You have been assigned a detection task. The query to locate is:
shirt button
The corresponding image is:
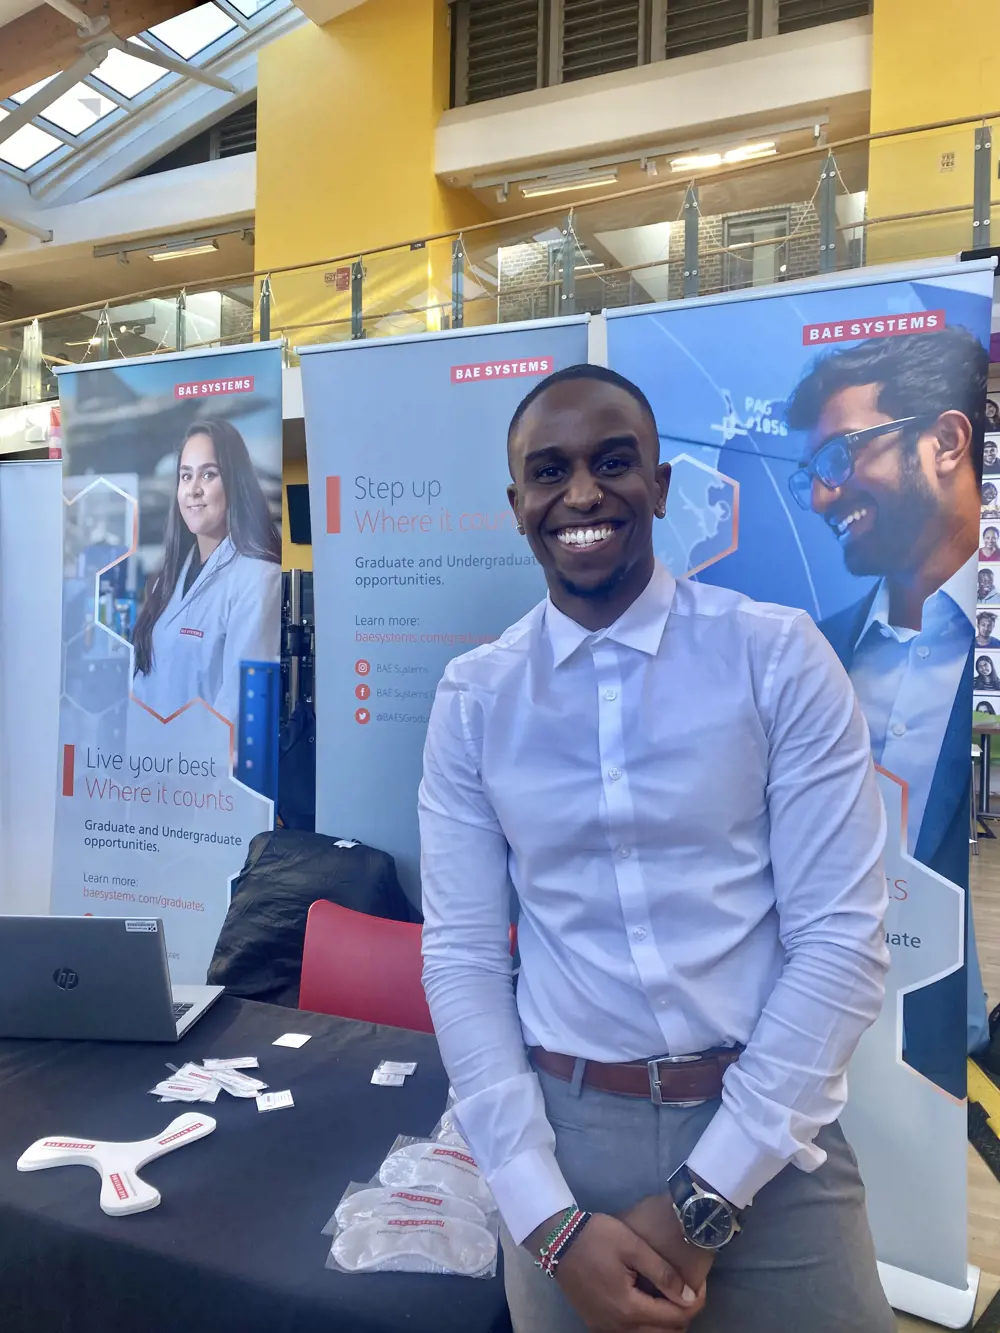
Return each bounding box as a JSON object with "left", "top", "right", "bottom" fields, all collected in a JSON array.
[
  {"left": 632, "top": 927, "right": 647, "bottom": 941},
  {"left": 619, "top": 846, "right": 632, "bottom": 859},
  {"left": 891, "top": 722, "right": 906, "bottom": 737},
  {"left": 880, "top": 626, "right": 893, "bottom": 638},
  {"left": 608, "top": 767, "right": 622, "bottom": 782},
  {"left": 604, "top": 688, "right": 618, "bottom": 702},
  {"left": 917, "top": 646, "right": 930, "bottom": 659}
]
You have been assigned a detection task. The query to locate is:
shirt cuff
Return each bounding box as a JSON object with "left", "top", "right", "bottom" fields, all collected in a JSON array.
[
  {"left": 686, "top": 1103, "right": 812, "bottom": 1210},
  {"left": 485, "top": 1145, "right": 576, "bottom": 1246}
]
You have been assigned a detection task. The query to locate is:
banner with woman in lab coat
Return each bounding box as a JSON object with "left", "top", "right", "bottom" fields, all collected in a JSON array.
[{"left": 50, "top": 344, "right": 283, "bottom": 983}]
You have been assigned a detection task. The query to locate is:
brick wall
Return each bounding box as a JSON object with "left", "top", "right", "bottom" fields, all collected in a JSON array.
[
  {"left": 220, "top": 291, "right": 254, "bottom": 344},
  {"left": 497, "top": 242, "right": 557, "bottom": 323},
  {"left": 664, "top": 200, "right": 820, "bottom": 300}
]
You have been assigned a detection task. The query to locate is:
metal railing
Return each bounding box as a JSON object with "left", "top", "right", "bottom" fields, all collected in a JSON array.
[{"left": 1, "top": 108, "right": 998, "bottom": 411}]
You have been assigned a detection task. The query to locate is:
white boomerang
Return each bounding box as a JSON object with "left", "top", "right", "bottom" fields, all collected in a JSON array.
[{"left": 16, "top": 1113, "right": 216, "bottom": 1216}]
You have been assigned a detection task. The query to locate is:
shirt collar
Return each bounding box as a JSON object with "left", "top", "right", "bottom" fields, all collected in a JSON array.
[
  {"left": 856, "top": 551, "right": 977, "bottom": 646},
  {"left": 545, "top": 561, "right": 677, "bottom": 668}
]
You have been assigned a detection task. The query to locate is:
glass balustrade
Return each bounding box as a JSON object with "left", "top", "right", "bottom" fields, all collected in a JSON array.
[{"left": 0, "top": 114, "right": 996, "bottom": 412}]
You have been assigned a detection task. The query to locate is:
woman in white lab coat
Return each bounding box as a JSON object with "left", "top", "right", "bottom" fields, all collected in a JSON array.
[{"left": 131, "top": 418, "right": 281, "bottom": 724}]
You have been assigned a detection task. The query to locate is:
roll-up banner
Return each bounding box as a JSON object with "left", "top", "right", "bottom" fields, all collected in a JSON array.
[
  {"left": 300, "top": 319, "right": 589, "bottom": 908},
  {"left": 51, "top": 344, "right": 284, "bottom": 983},
  {"left": 0, "top": 460, "right": 62, "bottom": 916},
  {"left": 604, "top": 260, "right": 993, "bottom": 1322}
]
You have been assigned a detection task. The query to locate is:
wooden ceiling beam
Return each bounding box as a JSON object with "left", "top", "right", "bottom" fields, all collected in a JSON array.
[{"left": 0, "top": 0, "right": 198, "bottom": 100}]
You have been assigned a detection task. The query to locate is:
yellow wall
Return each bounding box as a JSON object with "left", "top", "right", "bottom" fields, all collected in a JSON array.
[
  {"left": 256, "top": 0, "right": 489, "bottom": 344},
  {"left": 257, "top": 0, "right": 491, "bottom": 567},
  {"left": 868, "top": 0, "right": 1000, "bottom": 262}
]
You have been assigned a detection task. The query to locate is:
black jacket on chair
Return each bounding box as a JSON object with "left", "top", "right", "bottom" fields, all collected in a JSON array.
[{"left": 207, "top": 829, "right": 412, "bottom": 1006}]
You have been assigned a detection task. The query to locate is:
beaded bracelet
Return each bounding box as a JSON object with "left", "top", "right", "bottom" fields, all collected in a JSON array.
[{"left": 534, "top": 1207, "right": 593, "bottom": 1279}]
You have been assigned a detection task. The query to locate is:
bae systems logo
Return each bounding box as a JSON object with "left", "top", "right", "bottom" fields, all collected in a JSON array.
[{"left": 53, "top": 967, "right": 79, "bottom": 990}]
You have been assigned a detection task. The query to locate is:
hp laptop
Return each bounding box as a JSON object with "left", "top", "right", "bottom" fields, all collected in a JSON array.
[{"left": 0, "top": 916, "right": 224, "bottom": 1042}]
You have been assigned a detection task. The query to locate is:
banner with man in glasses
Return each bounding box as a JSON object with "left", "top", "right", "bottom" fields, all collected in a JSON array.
[{"left": 605, "top": 258, "right": 993, "bottom": 1314}]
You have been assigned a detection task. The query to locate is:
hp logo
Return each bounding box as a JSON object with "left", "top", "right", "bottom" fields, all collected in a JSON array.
[{"left": 53, "top": 968, "right": 79, "bottom": 991}]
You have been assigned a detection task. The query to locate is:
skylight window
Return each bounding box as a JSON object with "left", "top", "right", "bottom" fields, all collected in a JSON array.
[
  {"left": 228, "top": 0, "right": 278, "bottom": 16},
  {"left": 90, "top": 42, "right": 167, "bottom": 98},
  {"left": 0, "top": 1, "right": 299, "bottom": 183},
  {"left": 0, "top": 110, "right": 62, "bottom": 169},
  {"left": 148, "top": 4, "right": 237, "bottom": 59},
  {"left": 10, "top": 76, "right": 57, "bottom": 103},
  {"left": 35, "top": 84, "right": 117, "bottom": 135}
]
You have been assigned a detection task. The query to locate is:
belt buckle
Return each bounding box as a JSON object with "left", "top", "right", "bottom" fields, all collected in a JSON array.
[{"left": 647, "top": 1054, "right": 708, "bottom": 1108}]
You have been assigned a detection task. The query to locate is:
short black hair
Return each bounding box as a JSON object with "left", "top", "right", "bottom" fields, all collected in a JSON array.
[
  {"left": 979, "top": 611, "right": 996, "bottom": 624},
  {"left": 507, "top": 363, "right": 658, "bottom": 466},
  {"left": 985, "top": 527, "right": 999, "bottom": 539},
  {"left": 785, "top": 324, "right": 988, "bottom": 473}
]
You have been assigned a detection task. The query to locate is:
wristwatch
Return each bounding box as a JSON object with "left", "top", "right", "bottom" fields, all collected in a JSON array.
[{"left": 666, "top": 1164, "right": 741, "bottom": 1250}]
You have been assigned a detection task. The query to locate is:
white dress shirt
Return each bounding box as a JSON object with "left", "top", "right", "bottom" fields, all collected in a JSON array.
[
  {"left": 420, "top": 563, "right": 888, "bottom": 1245},
  {"left": 848, "top": 555, "right": 975, "bottom": 854}
]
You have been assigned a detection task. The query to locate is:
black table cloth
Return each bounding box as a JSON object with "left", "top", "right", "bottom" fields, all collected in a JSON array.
[{"left": 0, "top": 996, "right": 511, "bottom": 1333}]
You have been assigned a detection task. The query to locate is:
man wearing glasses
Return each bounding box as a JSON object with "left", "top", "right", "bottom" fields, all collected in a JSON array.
[{"left": 785, "top": 325, "right": 989, "bottom": 1090}]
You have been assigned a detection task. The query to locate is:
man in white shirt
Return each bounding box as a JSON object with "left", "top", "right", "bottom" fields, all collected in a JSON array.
[{"left": 420, "top": 365, "right": 893, "bottom": 1333}]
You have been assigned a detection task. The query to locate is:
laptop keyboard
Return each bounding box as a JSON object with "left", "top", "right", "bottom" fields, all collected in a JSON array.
[{"left": 172, "top": 1002, "right": 194, "bottom": 1020}]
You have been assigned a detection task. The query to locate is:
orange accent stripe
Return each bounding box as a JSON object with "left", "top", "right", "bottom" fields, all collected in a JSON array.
[
  {"left": 326, "top": 476, "right": 341, "bottom": 535},
  {"left": 62, "top": 744, "right": 75, "bottom": 797}
]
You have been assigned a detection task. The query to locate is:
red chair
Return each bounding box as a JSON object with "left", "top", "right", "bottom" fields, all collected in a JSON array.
[
  {"left": 299, "top": 901, "right": 519, "bottom": 1034},
  {"left": 299, "top": 899, "right": 434, "bottom": 1033}
]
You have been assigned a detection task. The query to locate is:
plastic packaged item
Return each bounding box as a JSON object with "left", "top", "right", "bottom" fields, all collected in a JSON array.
[
  {"left": 378, "top": 1137, "right": 493, "bottom": 1212},
  {"left": 330, "top": 1214, "right": 497, "bottom": 1277},
  {"left": 321, "top": 1138, "right": 499, "bottom": 1279},
  {"left": 430, "top": 1104, "right": 469, "bottom": 1149},
  {"left": 332, "top": 1183, "right": 487, "bottom": 1230}
]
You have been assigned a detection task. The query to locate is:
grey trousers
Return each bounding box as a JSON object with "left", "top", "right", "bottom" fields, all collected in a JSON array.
[{"left": 502, "top": 1067, "right": 895, "bottom": 1333}]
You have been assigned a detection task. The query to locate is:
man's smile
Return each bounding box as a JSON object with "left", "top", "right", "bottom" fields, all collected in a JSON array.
[
  {"left": 827, "top": 503, "right": 876, "bottom": 545},
  {"left": 553, "top": 521, "right": 622, "bottom": 549}
]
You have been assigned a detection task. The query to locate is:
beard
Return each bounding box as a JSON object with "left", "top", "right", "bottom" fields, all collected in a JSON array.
[
  {"left": 841, "top": 453, "right": 938, "bottom": 578},
  {"left": 557, "top": 563, "right": 630, "bottom": 602}
]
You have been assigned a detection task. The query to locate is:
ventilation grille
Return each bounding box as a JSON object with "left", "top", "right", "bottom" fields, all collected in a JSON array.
[
  {"left": 664, "top": 0, "right": 748, "bottom": 61},
  {"left": 465, "top": 0, "right": 541, "bottom": 104},
  {"left": 777, "top": 0, "right": 870, "bottom": 34},
  {"left": 561, "top": 0, "right": 641, "bottom": 83},
  {"left": 213, "top": 101, "right": 256, "bottom": 158}
]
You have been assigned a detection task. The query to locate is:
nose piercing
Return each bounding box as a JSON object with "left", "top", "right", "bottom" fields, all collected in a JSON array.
[{"left": 595, "top": 488, "right": 604, "bottom": 505}]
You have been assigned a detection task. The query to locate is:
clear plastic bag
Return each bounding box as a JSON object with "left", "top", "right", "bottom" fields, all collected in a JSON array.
[
  {"left": 429, "top": 1089, "right": 470, "bottom": 1149},
  {"left": 329, "top": 1214, "right": 497, "bottom": 1276},
  {"left": 378, "top": 1135, "right": 494, "bottom": 1213},
  {"left": 323, "top": 1174, "right": 497, "bottom": 1277},
  {"left": 329, "top": 1183, "right": 487, "bottom": 1230}
]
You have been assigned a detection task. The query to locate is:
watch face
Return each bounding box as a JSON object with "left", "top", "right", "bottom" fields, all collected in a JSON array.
[{"left": 680, "top": 1193, "right": 735, "bottom": 1249}]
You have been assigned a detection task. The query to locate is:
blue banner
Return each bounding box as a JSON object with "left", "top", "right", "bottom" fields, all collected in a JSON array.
[
  {"left": 606, "top": 262, "right": 993, "bottom": 1304},
  {"left": 301, "top": 320, "right": 589, "bottom": 907}
]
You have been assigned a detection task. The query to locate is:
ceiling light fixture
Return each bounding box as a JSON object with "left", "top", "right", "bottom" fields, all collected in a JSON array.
[
  {"left": 520, "top": 170, "right": 618, "bottom": 199},
  {"left": 670, "top": 141, "right": 777, "bottom": 172},
  {"left": 149, "top": 240, "right": 219, "bottom": 261}
]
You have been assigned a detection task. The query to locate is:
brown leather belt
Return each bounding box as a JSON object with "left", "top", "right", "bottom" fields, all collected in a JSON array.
[{"left": 530, "top": 1045, "right": 743, "bottom": 1105}]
